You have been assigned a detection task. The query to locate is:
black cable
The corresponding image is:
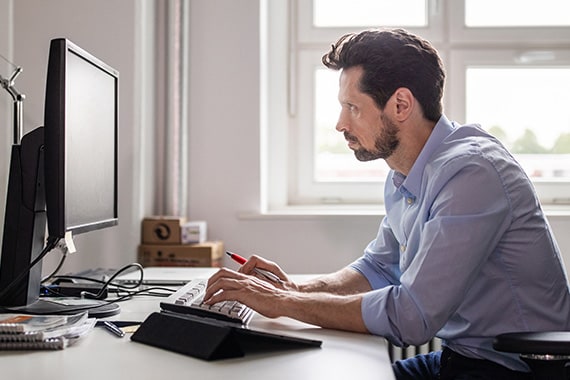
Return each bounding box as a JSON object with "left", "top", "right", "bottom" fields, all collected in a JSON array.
[
  {"left": 81, "top": 263, "right": 145, "bottom": 299},
  {"left": 41, "top": 248, "right": 68, "bottom": 283},
  {"left": 49, "top": 286, "right": 175, "bottom": 314},
  {"left": 44, "top": 263, "right": 179, "bottom": 301},
  {"left": 0, "top": 246, "right": 175, "bottom": 315},
  {"left": 2, "top": 284, "right": 175, "bottom": 316},
  {"left": 108, "top": 286, "right": 176, "bottom": 301},
  {"left": 0, "top": 236, "right": 60, "bottom": 301},
  {"left": 45, "top": 263, "right": 145, "bottom": 300}
]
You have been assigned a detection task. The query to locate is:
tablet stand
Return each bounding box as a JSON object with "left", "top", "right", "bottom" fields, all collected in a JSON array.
[{"left": 131, "top": 311, "right": 322, "bottom": 361}]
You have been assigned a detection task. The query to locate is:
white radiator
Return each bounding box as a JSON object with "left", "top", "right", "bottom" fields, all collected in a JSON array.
[{"left": 388, "top": 338, "right": 442, "bottom": 362}]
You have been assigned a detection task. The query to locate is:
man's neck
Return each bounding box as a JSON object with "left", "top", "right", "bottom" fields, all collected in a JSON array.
[{"left": 386, "top": 118, "right": 436, "bottom": 176}]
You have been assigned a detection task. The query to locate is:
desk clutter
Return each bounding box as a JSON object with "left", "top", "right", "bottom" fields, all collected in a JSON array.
[
  {"left": 0, "top": 312, "right": 95, "bottom": 350},
  {"left": 1, "top": 268, "right": 394, "bottom": 379},
  {"left": 138, "top": 216, "right": 223, "bottom": 267}
]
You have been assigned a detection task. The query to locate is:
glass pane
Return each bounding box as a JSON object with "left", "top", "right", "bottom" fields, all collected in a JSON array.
[
  {"left": 314, "top": 68, "right": 389, "bottom": 182},
  {"left": 313, "top": 0, "right": 427, "bottom": 28},
  {"left": 466, "top": 67, "right": 570, "bottom": 179},
  {"left": 465, "top": 0, "right": 570, "bottom": 27}
]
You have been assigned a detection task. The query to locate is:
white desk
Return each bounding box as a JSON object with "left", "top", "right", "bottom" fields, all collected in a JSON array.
[{"left": 0, "top": 268, "right": 395, "bottom": 380}]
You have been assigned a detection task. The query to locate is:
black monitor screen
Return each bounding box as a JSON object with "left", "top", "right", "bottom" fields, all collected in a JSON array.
[{"left": 44, "top": 38, "right": 119, "bottom": 238}]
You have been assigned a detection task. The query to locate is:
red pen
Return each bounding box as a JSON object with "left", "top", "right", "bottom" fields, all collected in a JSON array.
[
  {"left": 226, "top": 251, "right": 247, "bottom": 265},
  {"left": 225, "top": 251, "right": 283, "bottom": 283}
]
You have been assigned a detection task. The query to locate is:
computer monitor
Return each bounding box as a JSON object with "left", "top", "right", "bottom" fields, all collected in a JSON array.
[
  {"left": 0, "top": 38, "right": 119, "bottom": 315},
  {"left": 44, "top": 38, "right": 118, "bottom": 238}
]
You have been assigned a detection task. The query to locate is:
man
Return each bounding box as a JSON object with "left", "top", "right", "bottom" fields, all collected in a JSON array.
[{"left": 204, "top": 28, "right": 570, "bottom": 379}]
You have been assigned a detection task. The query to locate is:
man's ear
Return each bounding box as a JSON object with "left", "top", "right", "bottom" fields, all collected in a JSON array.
[{"left": 393, "top": 87, "right": 414, "bottom": 122}]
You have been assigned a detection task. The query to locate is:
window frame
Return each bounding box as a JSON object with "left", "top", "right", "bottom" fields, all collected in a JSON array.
[
  {"left": 447, "top": 48, "right": 570, "bottom": 204},
  {"left": 449, "top": 0, "right": 570, "bottom": 45},
  {"left": 262, "top": 0, "right": 570, "bottom": 212},
  {"left": 296, "top": 0, "right": 445, "bottom": 45}
]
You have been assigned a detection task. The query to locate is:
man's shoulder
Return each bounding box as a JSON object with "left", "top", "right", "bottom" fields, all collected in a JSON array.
[
  {"left": 425, "top": 124, "right": 523, "bottom": 183},
  {"left": 432, "top": 126, "right": 504, "bottom": 163}
]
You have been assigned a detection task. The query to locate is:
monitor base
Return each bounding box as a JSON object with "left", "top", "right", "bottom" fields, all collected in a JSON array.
[{"left": 2, "top": 298, "right": 120, "bottom": 318}]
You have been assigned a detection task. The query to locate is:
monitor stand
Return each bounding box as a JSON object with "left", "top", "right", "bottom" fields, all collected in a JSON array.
[
  {"left": 0, "top": 127, "right": 47, "bottom": 307},
  {"left": 0, "top": 127, "right": 120, "bottom": 319}
]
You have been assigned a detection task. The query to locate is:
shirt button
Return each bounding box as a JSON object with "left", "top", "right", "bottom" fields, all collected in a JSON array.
[
  {"left": 400, "top": 244, "right": 406, "bottom": 252},
  {"left": 406, "top": 197, "right": 414, "bottom": 205}
]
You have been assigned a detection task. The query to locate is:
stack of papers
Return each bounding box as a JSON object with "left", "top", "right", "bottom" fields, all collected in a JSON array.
[{"left": 0, "top": 312, "right": 95, "bottom": 350}]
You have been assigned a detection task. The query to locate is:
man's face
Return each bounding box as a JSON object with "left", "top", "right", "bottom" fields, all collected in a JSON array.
[{"left": 336, "top": 66, "right": 399, "bottom": 162}]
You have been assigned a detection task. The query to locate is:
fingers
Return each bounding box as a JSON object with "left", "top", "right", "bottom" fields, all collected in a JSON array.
[
  {"left": 204, "top": 277, "right": 245, "bottom": 305},
  {"left": 206, "top": 267, "right": 239, "bottom": 287},
  {"left": 203, "top": 267, "right": 286, "bottom": 319},
  {"left": 238, "top": 255, "right": 264, "bottom": 274},
  {"left": 204, "top": 268, "right": 268, "bottom": 301},
  {"left": 239, "top": 255, "right": 289, "bottom": 283},
  {"left": 204, "top": 254, "right": 293, "bottom": 307},
  {"left": 204, "top": 267, "right": 243, "bottom": 301}
]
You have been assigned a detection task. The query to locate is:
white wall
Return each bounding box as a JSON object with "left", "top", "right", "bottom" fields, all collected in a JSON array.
[
  {"left": 2, "top": 0, "right": 570, "bottom": 278},
  {"left": 0, "top": 0, "right": 13, "bottom": 240},
  {"left": 183, "top": 0, "right": 380, "bottom": 273},
  {"left": 1, "top": 0, "right": 150, "bottom": 274}
]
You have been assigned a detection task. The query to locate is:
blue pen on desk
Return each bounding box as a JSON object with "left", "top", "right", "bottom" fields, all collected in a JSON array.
[{"left": 102, "top": 321, "right": 125, "bottom": 338}]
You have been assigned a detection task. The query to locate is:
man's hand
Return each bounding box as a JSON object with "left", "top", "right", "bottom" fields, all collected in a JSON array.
[
  {"left": 237, "top": 255, "right": 298, "bottom": 290},
  {"left": 204, "top": 268, "right": 287, "bottom": 318},
  {"left": 204, "top": 258, "right": 370, "bottom": 333}
]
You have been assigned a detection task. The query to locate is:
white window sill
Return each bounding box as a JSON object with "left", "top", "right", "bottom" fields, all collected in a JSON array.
[{"left": 238, "top": 204, "right": 570, "bottom": 220}]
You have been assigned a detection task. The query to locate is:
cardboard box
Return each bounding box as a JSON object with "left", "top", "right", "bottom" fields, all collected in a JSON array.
[
  {"left": 141, "top": 216, "right": 186, "bottom": 244},
  {"left": 181, "top": 221, "right": 207, "bottom": 244},
  {"left": 138, "top": 241, "right": 223, "bottom": 267}
]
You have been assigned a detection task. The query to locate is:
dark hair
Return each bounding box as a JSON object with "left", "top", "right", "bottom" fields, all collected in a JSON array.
[{"left": 322, "top": 28, "right": 445, "bottom": 122}]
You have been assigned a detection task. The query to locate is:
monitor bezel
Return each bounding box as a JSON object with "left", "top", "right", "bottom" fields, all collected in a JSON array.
[{"left": 44, "top": 38, "right": 119, "bottom": 239}]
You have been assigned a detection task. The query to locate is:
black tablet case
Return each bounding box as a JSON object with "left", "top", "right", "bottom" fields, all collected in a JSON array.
[{"left": 131, "top": 311, "right": 322, "bottom": 360}]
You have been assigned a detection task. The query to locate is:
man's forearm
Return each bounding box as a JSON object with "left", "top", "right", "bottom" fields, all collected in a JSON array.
[
  {"left": 270, "top": 267, "right": 371, "bottom": 333},
  {"left": 280, "top": 291, "right": 369, "bottom": 333},
  {"left": 296, "top": 267, "right": 371, "bottom": 295}
]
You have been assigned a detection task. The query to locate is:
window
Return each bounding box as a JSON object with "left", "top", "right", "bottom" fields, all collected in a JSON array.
[
  {"left": 464, "top": 0, "right": 570, "bottom": 27},
  {"left": 313, "top": 0, "right": 428, "bottom": 28},
  {"left": 466, "top": 66, "right": 570, "bottom": 178},
  {"left": 263, "top": 0, "right": 570, "bottom": 211}
]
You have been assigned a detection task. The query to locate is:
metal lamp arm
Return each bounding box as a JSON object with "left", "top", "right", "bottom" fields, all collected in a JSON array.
[{"left": 0, "top": 66, "right": 25, "bottom": 144}]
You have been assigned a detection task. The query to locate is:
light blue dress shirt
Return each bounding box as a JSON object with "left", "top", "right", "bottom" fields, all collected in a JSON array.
[{"left": 350, "top": 115, "right": 570, "bottom": 371}]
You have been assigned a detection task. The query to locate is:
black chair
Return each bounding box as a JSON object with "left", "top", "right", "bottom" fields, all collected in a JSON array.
[{"left": 493, "top": 331, "right": 570, "bottom": 380}]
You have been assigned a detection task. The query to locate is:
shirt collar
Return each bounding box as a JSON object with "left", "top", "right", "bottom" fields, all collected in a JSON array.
[{"left": 395, "top": 115, "right": 456, "bottom": 199}]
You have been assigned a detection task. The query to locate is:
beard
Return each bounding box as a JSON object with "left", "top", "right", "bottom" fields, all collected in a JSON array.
[{"left": 346, "top": 114, "right": 400, "bottom": 162}]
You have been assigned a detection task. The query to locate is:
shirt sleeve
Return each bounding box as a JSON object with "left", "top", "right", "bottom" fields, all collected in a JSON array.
[
  {"left": 356, "top": 155, "right": 513, "bottom": 346},
  {"left": 350, "top": 215, "right": 401, "bottom": 289}
]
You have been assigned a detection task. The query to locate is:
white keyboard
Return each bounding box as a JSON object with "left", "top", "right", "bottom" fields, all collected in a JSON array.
[{"left": 160, "top": 278, "right": 255, "bottom": 325}]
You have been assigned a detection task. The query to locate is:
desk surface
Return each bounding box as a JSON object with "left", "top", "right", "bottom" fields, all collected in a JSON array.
[{"left": 0, "top": 268, "right": 395, "bottom": 380}]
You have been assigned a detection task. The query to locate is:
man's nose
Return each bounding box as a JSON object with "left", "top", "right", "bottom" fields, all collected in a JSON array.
[{"left": 336, "top": 112, "right": 348, "bottom": 132}]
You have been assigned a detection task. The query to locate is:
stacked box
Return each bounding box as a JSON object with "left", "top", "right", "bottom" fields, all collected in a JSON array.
[
  {"left": 137, "top": 241, "right": 223, "bottom": 267},
  {"left": 181, "top": 221, "right": 207, "bottom": 244},
  {"left": 141, "top": 216, "right": 186, "bottom": 244},
  {"left": 138, "top": 216, "right": 219, "bottom": 267}
]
